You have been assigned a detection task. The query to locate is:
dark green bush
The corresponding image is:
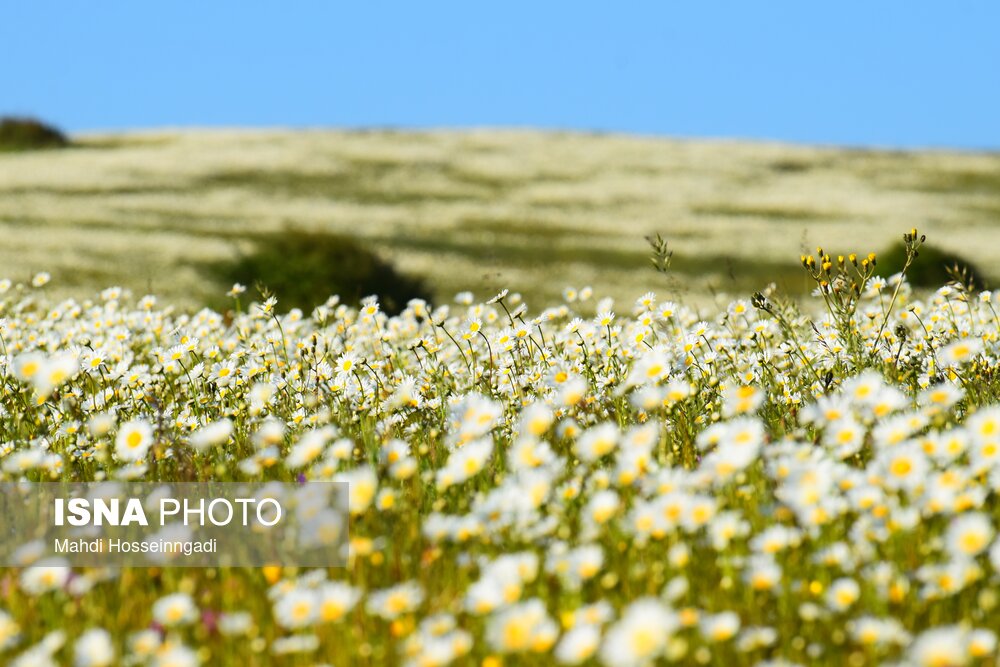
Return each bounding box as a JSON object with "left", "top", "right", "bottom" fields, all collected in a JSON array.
[
  {"left": 878, "top": 240, "right": 988, "bottom": 290},
  {"left": 0, "top": 116, "right": 69, "bottom": 151},
  {"left": 214, "top": 230, "right": 432, "bottom": 314}
]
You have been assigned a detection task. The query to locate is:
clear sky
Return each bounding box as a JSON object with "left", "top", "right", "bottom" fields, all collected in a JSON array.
[{"left": 3, "top": 1, "right": 999, "bottom": 149}]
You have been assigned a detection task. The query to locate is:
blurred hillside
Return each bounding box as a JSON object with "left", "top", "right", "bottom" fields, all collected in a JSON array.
[{"left": 0, "top": 129, "right": 998, "bottom": 311}]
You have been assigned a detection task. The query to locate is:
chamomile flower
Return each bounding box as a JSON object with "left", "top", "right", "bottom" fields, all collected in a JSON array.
[
  {"left": 826, "top": 578, "right": 860, "bottom": 612},
  {"left": 0, "top": 609, "right": 20, "bottom": 650},
  {"left": 600, "top": 598, "right": 678, "bottom": 667},
  {"left": 152, "top": 593, "right": 198, "bottom": 627},
  {"left": 188, "top": 418, "right": 233, "bottom": 451},
  {"left": 945, "top": 512, "right": 994, "bottom": 559},
  {"left": 19, "top": 558, "right": 71, "bottom": 595},
  {"left": 575, "top": 422, "right": 619, "bottom": 461},
  {"left": 907, "top": 625, "right": 969, "bottom": 667},
  {"left": 273, "top": 588, "right": 319, "bottom": 629},
  {"left": 436, "top": 437, "right": 493, "bottom": 489},
  {"left": 73, "top": 629, "right": 114, "bottom": 667},
  {"left": 317, "top": 582, "right": 362, "bottom": 622},
  {"left": 367, "top": 581, "right": 424, "bottom": 620},
  {"left": 486, "top": 598, "right": 558, "bottom": 654},
  {"left": 700, "top": 611, "right": 741, "bottom": 642},
  {"left": 151, "top": 644, "right": 199, "bottom": 667},
  {"left": 939, "top": 338, "right": 983, "bottom": 366},
  {"left": 877, "top": 442, "right": 928, "bottom": 493},
  {"left": 555, "top": 624, "right": 601, "bottom": 664},
  {"left": 335, "top": 466, "right": 378, "bottom": 514},
  {"left": 722, "top": 384, "right": 764, "bottom": 417},
  {"left": 115, "top": 419, "right": 154, "bottom": 461}
]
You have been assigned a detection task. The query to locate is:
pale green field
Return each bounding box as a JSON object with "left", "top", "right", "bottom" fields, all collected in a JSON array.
[{"left": 1, "top": 129, "right": 999, "bottom": 309}]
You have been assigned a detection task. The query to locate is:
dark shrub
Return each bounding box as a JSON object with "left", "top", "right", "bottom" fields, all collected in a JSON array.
[
  {"left": 0, "top": 116, "right": 69, "bottom": 151},
  {"left": 878, "top": 240, "right": 988, "bottom": 290},
  {"left": 215, "top": 230, "right": 432, "bottom": 314}
]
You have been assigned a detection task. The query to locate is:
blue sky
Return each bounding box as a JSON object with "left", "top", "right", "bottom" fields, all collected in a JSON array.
[{"left": 3, "top": 2, "right": 999, "bottom": 149}]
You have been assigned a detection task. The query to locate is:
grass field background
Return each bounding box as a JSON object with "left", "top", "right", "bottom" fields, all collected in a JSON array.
[{"left": 1, "top": 129, "right": 999, "bottom": 309}]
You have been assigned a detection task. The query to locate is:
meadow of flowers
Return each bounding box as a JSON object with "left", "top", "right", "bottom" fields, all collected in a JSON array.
[{"left": 3, "top": 230, "right": 1000, "bottom": 666}]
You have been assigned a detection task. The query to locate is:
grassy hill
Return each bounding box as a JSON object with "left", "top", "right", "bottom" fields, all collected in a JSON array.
[{"left": 1, "top": 128, "right": 999, "bottom": 310}]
